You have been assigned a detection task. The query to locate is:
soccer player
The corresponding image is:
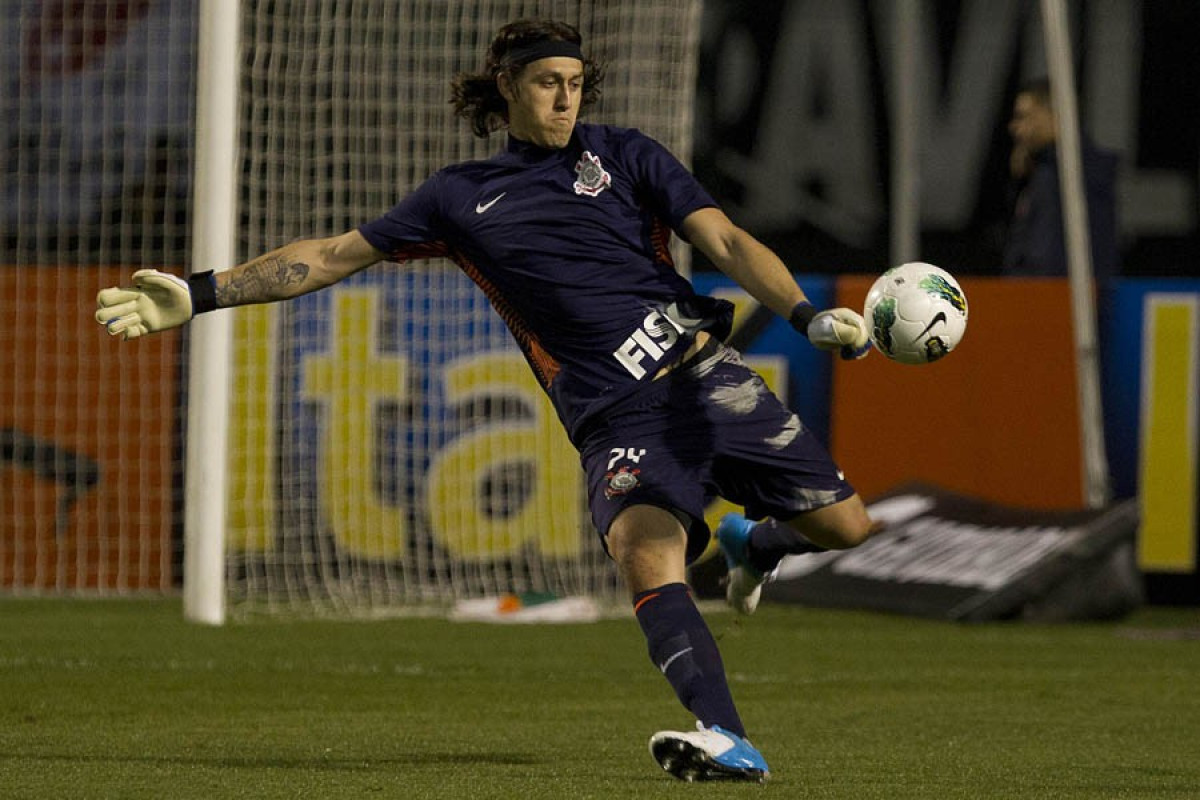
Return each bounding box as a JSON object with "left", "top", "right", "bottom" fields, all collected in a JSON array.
[{"left": 95, "top": 19, "right": 879, "bottom": 782}]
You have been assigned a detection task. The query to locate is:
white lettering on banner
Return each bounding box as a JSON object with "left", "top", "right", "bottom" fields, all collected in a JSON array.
[
  {"left": 722, "top": 0, "right": 881, "bottom": 243},
  {"left": 829, "top": 517, "right": 1079, "bottom": 591},
  {"left": 872, "top": 0, "right": 1021, "bottom": 227},
  {"left": 707, "top": 0, "right": 1191, "bottom": 241},
  {"left": 613, "top": 310, "right": 682, "bottom": 379}
]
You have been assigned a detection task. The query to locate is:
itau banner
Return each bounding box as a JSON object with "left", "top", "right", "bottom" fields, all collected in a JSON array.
[{"left": 765, "top": 485, "right": 1141, "bottom": 622}]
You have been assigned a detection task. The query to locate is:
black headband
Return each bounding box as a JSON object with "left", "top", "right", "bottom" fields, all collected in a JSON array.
[{"left": 501, "top": 39, "right": 584, "bottom": 66}]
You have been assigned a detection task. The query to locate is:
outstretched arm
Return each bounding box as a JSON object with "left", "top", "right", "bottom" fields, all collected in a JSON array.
[
  {"left": 212, "top": 230, "right": 383, "bottom": 306},
  {"left": 680, "top": 207, "right": 870, "bottom": 359},
  {"left": 96, "top": 230, "right": 384, "bottom": 339}
]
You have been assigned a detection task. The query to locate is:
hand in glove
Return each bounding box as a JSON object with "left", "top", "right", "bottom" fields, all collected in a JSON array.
[
  {"left": 790, "top": 302, "right": 872, "bottom": 360},
  {"left": 95, "top": 269, "right": 215, "bottom": 340}
]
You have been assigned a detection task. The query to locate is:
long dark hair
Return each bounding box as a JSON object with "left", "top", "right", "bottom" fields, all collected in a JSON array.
[{"left": 451, "top": 19, "right": 606, "bottom": 139}]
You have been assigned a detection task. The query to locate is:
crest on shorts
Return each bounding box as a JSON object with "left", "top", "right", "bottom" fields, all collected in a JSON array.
[
  {"left": 604, "top": 466, "right": 641, "bottom": 499},
  {"left": 573, "top": 151, "right": 611, "bottom": 197}
]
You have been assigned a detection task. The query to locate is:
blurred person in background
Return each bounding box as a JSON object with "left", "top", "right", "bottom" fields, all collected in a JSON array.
[{"left": 1003, "top": 77, "right": 1120, "bottom": 282}]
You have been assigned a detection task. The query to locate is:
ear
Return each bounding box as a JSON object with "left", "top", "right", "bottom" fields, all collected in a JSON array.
[{"left": 497, "top": 72, "right": 516, "bottom": 103}]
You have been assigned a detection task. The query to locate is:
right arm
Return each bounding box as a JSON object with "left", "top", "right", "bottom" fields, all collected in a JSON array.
[
  {"left": 212, "top": 229, "right": 383, "bottom": 308},
  {"left": 96, "top": 230, "right": 385, "bottom": 339},
  {"left": 681, "top": 207, "right": 871, "bottom": 359}
]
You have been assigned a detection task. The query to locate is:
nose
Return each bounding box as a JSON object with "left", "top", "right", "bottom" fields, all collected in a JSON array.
[{"left": 554, "top": 84, "right": 571, "bottom": 110}]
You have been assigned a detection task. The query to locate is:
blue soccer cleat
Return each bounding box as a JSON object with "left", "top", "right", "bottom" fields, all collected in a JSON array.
[
  {"left": 716, "top": 513, "right": 767, "bottom": 615},
  {"left": 649, "top": 722, "right": 770, "bottom": 782}
]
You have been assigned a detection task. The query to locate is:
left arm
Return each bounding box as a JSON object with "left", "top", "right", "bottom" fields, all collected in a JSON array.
[
  {"left": 680, "top": 206, "right": 870, "bottom": 359},
  {"left": 680, "top": 207, "right": 807, "bottom": 319}
]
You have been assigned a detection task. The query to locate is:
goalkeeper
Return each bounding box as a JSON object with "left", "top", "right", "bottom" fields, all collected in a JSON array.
[{"left": 96, "top": 18, "right": 878, "bottom": 783}]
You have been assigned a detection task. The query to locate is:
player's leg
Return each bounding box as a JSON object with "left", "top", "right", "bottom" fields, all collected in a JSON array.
[
  {"left": 785, "top": 491, "right": 876, "bottom": 548},
  {"left": 755, "top": 491, "right": 877, "bottom": 566},
  {"left": 605, "top": 504, "right": 744, "bottom": 736},
  {"left": 605, "top": 504, "right": 769, "bottom": 782},
  {"left": 696, "top": 344, "right": 878, "bottom": 614},
  {"left": 580, "top": 366, "right": 768, "bottom": 780},
  {"left": 718, "top": 495, "right": 881, "bottom": 614}
]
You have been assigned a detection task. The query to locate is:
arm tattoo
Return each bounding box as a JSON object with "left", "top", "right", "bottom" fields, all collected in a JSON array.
[{"left": 217, "top": 256, "right": 310, "bottom": 306}]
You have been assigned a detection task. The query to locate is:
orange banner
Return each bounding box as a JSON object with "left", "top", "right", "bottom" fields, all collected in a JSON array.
[
  {"left": 0, "top": 266, "right": 181, "bottom": 590},
  {"left": 833, "top": 277, "right": 1084, "bottom": 510}
]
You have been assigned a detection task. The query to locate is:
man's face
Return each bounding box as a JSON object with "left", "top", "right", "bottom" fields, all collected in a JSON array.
[
  {"left": 1008, "top": 92, "right": 1056, "bottom": 154},
  {"left": 501, "top": 56, "right": 584, "bottom": 149}
]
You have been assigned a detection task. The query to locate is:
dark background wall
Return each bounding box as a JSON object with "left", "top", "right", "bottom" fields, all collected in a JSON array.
[{"left": 692, "top": 0, "right": 1200, "bottom": 278}]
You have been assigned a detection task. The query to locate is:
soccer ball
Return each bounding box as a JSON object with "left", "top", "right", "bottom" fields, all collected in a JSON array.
[{"left": 863, "top": 263, "right": 968, "bottom": 364}]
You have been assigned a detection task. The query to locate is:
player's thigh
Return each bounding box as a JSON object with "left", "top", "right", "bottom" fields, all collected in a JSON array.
[
  {"left": 783, "top": 493, "right": 876, "bottom": 549},
  {"left": 579, "top": 423, "right": 711, "bottom": 564}
]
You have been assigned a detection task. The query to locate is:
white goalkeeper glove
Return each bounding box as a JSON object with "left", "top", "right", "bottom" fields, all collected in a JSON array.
[
  {"left": 790, "top": 302, "right": 872, "bottom": 360},
  {"left": 95, "top": 269, "right": 216, "bottom": 340}
]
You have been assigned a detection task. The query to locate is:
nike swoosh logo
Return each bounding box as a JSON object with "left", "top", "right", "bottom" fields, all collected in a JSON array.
[
  {"left": 917, "top": 311, "right": 947, "bottom": 338},
  {"left": 658, "top": 646, "right": 694, "bottom": 674},
  {"left": 475, "top": 192, "right": 506, "bottom": 214}
]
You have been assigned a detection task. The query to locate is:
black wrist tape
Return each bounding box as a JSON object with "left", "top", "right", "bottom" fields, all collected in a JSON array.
[
  {"left": 187, "top": 270, "right": 218, "bottom": 316},
  {"left": 789, "top": 301, "right": 817, "bottom": 337}
]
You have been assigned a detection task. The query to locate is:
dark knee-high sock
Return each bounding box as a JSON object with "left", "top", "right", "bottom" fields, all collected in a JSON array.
[
  {"left": 633, "top": 582, "right": 745, "bottom": 737},
  {"left": 747, "top": 518, "right": 827, "bottom": 575}
]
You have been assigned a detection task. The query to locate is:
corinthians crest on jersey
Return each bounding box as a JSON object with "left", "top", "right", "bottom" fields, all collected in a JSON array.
[
  {"left": 573, "top": 151, "right": 611, "bottom": 197},
  {"left": 604, "top": 466, "right": 641, "bottom": 499}
]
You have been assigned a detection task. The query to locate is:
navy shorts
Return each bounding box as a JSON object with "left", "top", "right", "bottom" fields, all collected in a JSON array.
[{"left": 578, "top": 343, "right": 855, "bottom": 564}]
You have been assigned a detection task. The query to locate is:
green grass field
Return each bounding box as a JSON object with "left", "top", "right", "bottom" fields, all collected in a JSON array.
[{"left": 1, "top": 598, "right": 1197, "bottom": 799}]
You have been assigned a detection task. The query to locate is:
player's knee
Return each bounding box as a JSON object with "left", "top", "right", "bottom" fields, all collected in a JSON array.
[
  {"left": 788, "top": 496, "right": 877, "bottom": 550},
  {"left": 604, "top": 505, "right": 689, "bottom": 592},
  {"left": 834, "top": 516, "right": 876, "bottom": 549},
  {"left": 828, "top": 503, "right": 880, "bottom": 549},
  {"left": 604, "top": 525, "right": 640, "bottom": 573}
]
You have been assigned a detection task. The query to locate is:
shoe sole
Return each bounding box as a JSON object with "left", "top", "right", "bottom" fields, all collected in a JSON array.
[{"left": 650, "top": 735, "right": 768, "bottom": 783}]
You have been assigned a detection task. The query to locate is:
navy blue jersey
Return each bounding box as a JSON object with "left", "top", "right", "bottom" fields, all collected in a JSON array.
[{"left": 358, "top": 124, "right": 732, "bottom": 445}]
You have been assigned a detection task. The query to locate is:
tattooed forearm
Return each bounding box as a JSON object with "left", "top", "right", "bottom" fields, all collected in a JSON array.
[{"left": 217, "top": 256, "right": 311, "bottom": 307}]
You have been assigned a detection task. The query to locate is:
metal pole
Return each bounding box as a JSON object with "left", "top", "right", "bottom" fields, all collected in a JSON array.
[
  {"left": 890, "top": 0, "right": 921, "bottom": 267},
  {"left": 1040, "top": 0, "right": 1111, "bottom": 508},
  {"left": 184, "top": 0, "right": 239, "bottom": 624}
]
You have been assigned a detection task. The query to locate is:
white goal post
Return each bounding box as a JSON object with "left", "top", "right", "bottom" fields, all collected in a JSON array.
[
  {"left": 1039, "top": 0, "right": 1111, "bottom": 510},
  {"left": 185, "top": 1, "right": 704, "bottom": 622},
  {"left": 184, "top": 0, "right": 240, "bottom": 625}
]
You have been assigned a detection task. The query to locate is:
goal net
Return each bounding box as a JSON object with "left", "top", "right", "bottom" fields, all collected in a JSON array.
[
  {"left": 1, "top": 0, "right": 195, "bottom": 594},
  {"left": 224, "top": 1, "right": 703, "bottom": 616},
  {"left": 0, "top": 1, "right": 702, "bottom": 613}
]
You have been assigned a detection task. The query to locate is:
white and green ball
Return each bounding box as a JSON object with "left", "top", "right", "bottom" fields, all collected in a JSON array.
[{"left": 864, "top": 262, "right": 968, "bottom": 364}]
